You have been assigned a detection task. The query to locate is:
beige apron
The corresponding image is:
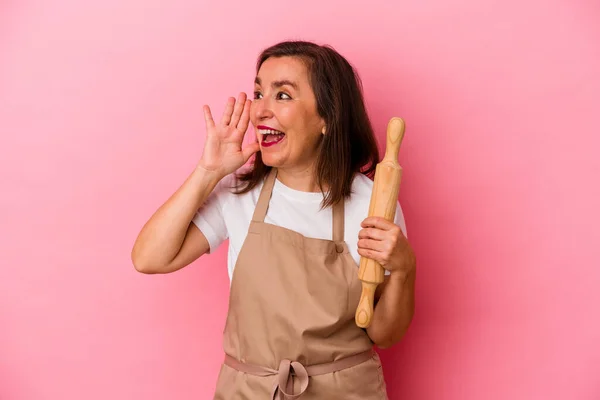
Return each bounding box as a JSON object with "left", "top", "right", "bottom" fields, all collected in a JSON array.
[{"left": 213, "top": 168, "right": 388, "bottom": 399}]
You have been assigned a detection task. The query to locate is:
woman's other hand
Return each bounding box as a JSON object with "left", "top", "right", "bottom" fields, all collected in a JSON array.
[{"left": 357, "top": 217, "right": 415, "bottom": 278}]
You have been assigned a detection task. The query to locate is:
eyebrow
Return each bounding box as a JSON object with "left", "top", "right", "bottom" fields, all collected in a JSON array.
[{"left": 254, "top": 77, "right": 298, "bottom": 90}]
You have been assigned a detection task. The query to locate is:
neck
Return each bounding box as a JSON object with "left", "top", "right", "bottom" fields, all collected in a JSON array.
[{"left": 275, "top": 165, "right": 326, "bottom": 193}]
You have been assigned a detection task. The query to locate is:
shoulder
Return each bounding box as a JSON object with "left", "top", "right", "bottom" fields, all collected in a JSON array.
[
  {"left": 343, "top": 174, "right": 373, "bottom": 219},
  {"left": 346, "top": 173, "right": 376, "bottom": 206},
  {"left": 350, "top": 173, "right": 375, "bottom": 195}
]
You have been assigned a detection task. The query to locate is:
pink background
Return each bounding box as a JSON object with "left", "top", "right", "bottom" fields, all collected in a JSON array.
[{"left": 1, "top": 0, "right": 598, "bottom": 399}]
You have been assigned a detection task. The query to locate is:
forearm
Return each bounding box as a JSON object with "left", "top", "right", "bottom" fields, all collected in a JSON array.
[
  {"left": 131, "top": 166, "right": 221, "bottom": 270},
  {"left": 366, "top": 266, "right": 416, "bottom": 349}
]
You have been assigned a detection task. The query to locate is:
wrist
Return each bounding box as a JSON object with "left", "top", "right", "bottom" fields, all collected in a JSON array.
[
  {"left": 191, "top": 164, "right": 223, "bottom": 189},
  {"left": 391, "top": 248, "right": 416, "bottom": 282},
  {"left": 195, "top": 163, "right": 224, "bottom": 181},
  {"left": 389, "top": 265, "right": 414, "bottom": 284}
]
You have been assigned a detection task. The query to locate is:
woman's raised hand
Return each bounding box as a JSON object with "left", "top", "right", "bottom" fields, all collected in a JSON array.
[{"left": 197, "top": 92, "right": 260, "bottom": 178}]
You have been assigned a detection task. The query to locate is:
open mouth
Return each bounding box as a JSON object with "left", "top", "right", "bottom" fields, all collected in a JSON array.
[{"left": 258, "top": 127, "right": 286, "bottom": 148}]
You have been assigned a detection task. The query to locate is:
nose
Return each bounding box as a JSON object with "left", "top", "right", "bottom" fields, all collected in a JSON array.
[{"left": 253, "top": 98, "right": 274, "bottom": 121}]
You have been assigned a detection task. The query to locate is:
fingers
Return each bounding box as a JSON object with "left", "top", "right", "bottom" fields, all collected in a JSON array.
[
  {"left": 361, "top": 217, "right": 397, "bottom": 230},
  {"left": 358, "top": 227, "right": 386, "bottom": 241},
  {"left": 217, "top": 93, "right": 247, "bottom": 127},
  {"left": 229, "top": 92, "right": 247, "bottom": 128},
  {"left": 357, "top": 227, "right": 389, "bottom": 263},
  {"left": 220, "top": 97, "right": 236, "bottom": 126},
  {"left": 357, "top": 247, "right": 386, "bottom": 265},
  {"left": 357, "top": 238, "right": 394, "bottom": 267},
  {"left": 357, "top": 238, "right": 388, "bottom": 253},
  {"left": 358, "top": 218, "right": 403, "bottom": 268},
  {"left": 236, "top": 99, "right": 252, "bottom": 133},
  {"left": 203, "top": 105, "right": 215, "bottom": 128}
]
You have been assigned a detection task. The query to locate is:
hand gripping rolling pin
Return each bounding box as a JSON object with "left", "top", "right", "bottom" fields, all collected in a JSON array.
[{"left": 355, "top": 117, "right": 405, "bottom": 328}]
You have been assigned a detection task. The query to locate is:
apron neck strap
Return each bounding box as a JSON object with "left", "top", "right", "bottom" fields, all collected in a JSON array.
[
  {"left": 252, "top": 168, "right": 345, "bottom": 242},
  {"left": 332, "top": 199, "right": 344, "bottom": 242},
  {"left": 252, "top": 168, "right": 277, "bottom": 222}
]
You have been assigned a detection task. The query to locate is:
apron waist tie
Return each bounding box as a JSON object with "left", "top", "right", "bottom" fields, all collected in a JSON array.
[{"left": 224, "top": 349, "right": 374, "bottom": 400}]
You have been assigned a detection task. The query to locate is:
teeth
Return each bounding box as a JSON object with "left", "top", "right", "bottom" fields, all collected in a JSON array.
[{"left": 258, "top": 129, "right": 284, "bottom": 135}]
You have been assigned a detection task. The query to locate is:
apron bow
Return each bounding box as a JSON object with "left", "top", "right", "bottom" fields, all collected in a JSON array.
[
  {"left": 223, "top": 350, "right": 374, "bottom": 399},
  {"left": 271, "top": 359, "right": 309, "bottom": 399}
]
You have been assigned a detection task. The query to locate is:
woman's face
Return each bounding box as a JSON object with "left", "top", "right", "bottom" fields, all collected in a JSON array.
[{"left": 250, "top": 56, "right": 325, "bottom": 171}]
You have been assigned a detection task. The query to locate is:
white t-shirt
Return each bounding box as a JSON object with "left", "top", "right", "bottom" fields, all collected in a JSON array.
[{"left": 192, "top": 171, "right": 407, "bottom": 282}]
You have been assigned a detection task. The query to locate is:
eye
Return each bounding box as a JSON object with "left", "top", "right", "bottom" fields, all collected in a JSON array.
[
  {"left": 253, "top": 91, "right": 263, "bottom": 99},
  {"left": 277, "top": 92, "right": 291, "bottom": 100}
]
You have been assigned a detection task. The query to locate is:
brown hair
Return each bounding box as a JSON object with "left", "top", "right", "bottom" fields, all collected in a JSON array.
[{"left": 234, "top": 40, "right": 380, "bottom": 209}]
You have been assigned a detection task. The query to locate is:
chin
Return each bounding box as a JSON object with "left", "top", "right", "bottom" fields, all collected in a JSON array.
[
  {"left": 261, "top": 157, "right": 282, "bottom": 168},
  {"left": 260, "top": 153, "right": 288, "bottom": 168}
]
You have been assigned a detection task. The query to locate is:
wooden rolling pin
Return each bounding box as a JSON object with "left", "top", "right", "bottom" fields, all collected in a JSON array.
[{"left": 355, "top": 117, "right": 405, "bottom": 328}]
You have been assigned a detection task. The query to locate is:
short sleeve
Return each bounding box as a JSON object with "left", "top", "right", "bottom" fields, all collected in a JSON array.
[
  {"left": 394, "top": 201, "right": 408, "bottom": 238},
  {"left": 191, "top": 174, "right": 232, "bottom": 254}
]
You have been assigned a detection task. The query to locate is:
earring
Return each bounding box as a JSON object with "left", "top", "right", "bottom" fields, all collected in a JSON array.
[{"left": 322, "top": 126, "right": 326, "bottom": 135}]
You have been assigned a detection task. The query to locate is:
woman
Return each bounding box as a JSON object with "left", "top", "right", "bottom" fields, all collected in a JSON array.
[{"left": 131, "top": 41, "right": 416, "bottom": 399}]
